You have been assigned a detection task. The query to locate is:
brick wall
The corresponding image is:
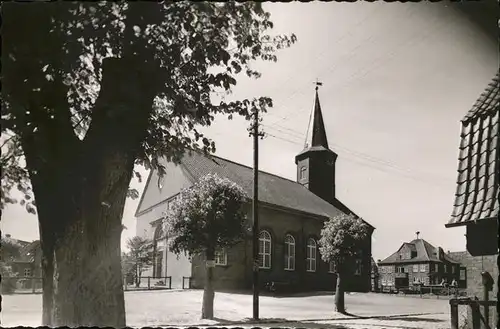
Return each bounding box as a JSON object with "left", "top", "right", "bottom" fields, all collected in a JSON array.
[
  {"left": 450, "top": 251, "right": 498, "bottom": 328},
  {"left": 192, "top": 204, "right": 373, "bottom": 292}
]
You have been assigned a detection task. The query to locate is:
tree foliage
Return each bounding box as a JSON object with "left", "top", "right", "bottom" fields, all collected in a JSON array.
[
  {"left": 126, "top": 236, "right": 154, "bottom": 273},
  {"left": 2, "top": 3, "right": 295, "bottom": 325},
  {"left": 318, "top": 214, "right": 370, "bottom": 270},
  {"left": 1, "top": 2, "right": 297, "bottom": 212},
  {"left": 165, "top": 173, "right": 248, "bottom": 256},
  {"left": 0, "top": 236, "right": 23, "bottom": 263}
]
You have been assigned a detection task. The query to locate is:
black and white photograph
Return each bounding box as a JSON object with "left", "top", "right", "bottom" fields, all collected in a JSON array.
[{"left": 1, "top": 1, "right": 498, "bottom": 329}]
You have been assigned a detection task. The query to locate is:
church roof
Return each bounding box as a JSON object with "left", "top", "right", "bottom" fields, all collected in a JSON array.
[
  {"left": 305, "top": 89, "right": 329, "bottom": 149},
  {"left": 296, "top": 88, "right": 335, "bottom": 160},
  {"left": 379, "top": 239, "right": 460, "bottom": 264},
  {"left": 447, "top": 71, "right": 499, "bottom": 227},
  {"left": 178, "top": 150, "right": 373, "bottom": 228}
]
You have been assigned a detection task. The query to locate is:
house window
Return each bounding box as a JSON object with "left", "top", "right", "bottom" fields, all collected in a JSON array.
[
  {"left": 215, "top": 248, "right": 227, "bottom": 266},
  {"left": 299, "top": 166, "right": 307, "bottom": 180},
  {"left": 460, "top": 269, "right": 466, "bottom": 280},
  {"left": 329, "top": 261, "right": 336, "bottom": 273},
  {"left": 420, "top": 264, "right": 426, "bottom": 272},
  {"left": 413, "top": 264, "right": 419, "bottom": 273},
  {"left": 354, "top": 259, "right": 362, "bottom": 275},
  {"left": 284, "top": 234, "right": 296, "bottom": 271},
  {"left": 306, "top": 238, "right": 317, "bottom": 272},
  {"left": 24, "top": 268, "right": 31, "bottom": 277},
  {"left": 434, "top": 264, "right": 439, "bottom": 272},
  {"left": 259, "top": 230, "right": 272, "bottom": 269},
  {"left": 451, "top": 266, "right": 455, "bottom": 274},
  {"left": 444, "top": 265, "right": 448, "bottom": 273}
]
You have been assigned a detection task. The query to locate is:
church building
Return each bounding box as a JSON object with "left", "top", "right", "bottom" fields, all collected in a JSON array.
[{"left": 134, "top": 86, "right": 375, "bottom": 292}]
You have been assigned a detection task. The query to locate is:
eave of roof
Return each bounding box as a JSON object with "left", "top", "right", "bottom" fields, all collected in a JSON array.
[
  {"left": 140, "top": 150, "right": 374, "bottom": 230},
  {"left": 447, "top": 71, "right": 499, "bottom": 227}
]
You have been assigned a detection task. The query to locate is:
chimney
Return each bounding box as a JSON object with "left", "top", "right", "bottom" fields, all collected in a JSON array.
[
  {"left": 416, "top": 231, "right": 420, "bottom": 239},
  {"left": 6, "top": 234, "right": 11, "bottom": 238}
]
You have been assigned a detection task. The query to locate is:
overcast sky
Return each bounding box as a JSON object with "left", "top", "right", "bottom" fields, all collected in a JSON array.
[{"left": 1, "top": 2, "right": 497, "bottom": 261}]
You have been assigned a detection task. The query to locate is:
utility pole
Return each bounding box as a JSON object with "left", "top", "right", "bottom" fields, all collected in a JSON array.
[{"left": 252, "top": 107, "right": 260, "bottom": 320}]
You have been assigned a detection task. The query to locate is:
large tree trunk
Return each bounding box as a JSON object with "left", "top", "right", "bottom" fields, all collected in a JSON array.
[
  {"left": 202, "top": 248, "right": 215, "bottom": 319},
  {"left": 21, "top": 56, "right": 163, "bottom": 327},
  {"left": 335, "top": 272, "right": 346, "bottom": 314}
]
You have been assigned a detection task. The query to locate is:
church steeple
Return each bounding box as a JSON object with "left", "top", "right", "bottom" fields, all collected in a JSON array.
[
  {"left": 295, "top": 82, "right": 338, "bottom": 203},
  {"left": 304, "top": 85, "right": 329, "bottom": 149}
]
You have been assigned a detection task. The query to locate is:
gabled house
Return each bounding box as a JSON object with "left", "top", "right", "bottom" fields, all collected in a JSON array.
[
  {"left": 446, "top": 71, "right": 498, "bottom": 328},
  {"left": 135, "top": 87, "right": 375, "bottom": 292},
  {"left": 1, "top": 234, "right": 42, "bottom": 291},
  {"left": 378, "top": 236, "right": 462, "bottom": 289}
]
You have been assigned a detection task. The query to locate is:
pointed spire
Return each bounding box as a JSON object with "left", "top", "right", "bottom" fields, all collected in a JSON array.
[{"left": 304, "top": 81, "right": 329, "bottom": 149}]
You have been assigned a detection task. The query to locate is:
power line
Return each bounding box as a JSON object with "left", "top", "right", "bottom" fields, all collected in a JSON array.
[
  {"left": 263, "top": 123, "right": 420, "bottom": 175},
  {"left": 263, "top": 131, "right": 451, "bottom": 190},
  {"left": 265, "top": 5, "right": 420, "bottom": 126},
  {"left": 262, "top": 5, "right": 387, "bottom": 122},
  {"left": 272, "top": 4, "right": 451, "bottom": 127}
]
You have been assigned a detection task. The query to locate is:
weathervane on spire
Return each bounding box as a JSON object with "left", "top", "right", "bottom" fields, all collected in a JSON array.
[{"left": 314, "top": 79, "right": 323, "bottom": 91}]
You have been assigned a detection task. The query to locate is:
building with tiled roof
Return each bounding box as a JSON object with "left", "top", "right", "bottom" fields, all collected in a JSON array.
[
  {"left": 135, "top": 86, "right": 374, "bottom": 292},
  {"left": 377, "top": 234, "right": 464, "bottom": 290},
  {"left": 1, "top": 234, "right": 42, "bottom": 292},
  {"left": 446, "top": 71, "right": 498, "bottom": 328},
  {"left": 447, "top": 72, "right": 499, "bottom": 230}
]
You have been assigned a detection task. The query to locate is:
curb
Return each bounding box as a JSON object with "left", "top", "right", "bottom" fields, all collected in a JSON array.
[{"left": 153, "top": 312, "right": 445, "bottom": 328}]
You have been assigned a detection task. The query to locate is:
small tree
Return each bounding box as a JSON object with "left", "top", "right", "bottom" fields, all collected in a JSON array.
[
  {"left": 165, "top": 173, "right": 247, "bottom": 319},
  {"left": 125, "top": 236, "right": 154, "bottom": 287},
  {"left": 318, "top": 214, "right": 370, "bottom": 314}
]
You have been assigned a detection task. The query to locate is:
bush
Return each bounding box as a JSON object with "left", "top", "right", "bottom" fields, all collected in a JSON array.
[{"left": 0, "top": 263, "right": 18, "bottom": 294}]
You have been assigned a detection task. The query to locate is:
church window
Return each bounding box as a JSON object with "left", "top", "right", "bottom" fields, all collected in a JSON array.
[
  {"left": 153, "top": 225, "right": 165, "bottom": 278},
  {"left": 306, "top": 238, "right": 317, "bottom": 272},
  {"left": 284, "top": 234, "right": 295, "bottom": 271},
  {"left": 355, "top": 259, "right": 363, "bottom": 275},
  {"left": 259, "top": 230, "right": 272, "bottom": 269},
  {"left": 299, "top": 166, "right": 307, "bottom": 180},
  {"left": 215, "top": 248, "right": 227, "bottom": 266},
  {"left": 24, "top": 268, "right": 32, "bottom": 277},
  {"left": 329, "top": 261, "right": 336, "bottom": 273},
  {"left": 157, "top": 175, "right": 164, "bottom": 190}
]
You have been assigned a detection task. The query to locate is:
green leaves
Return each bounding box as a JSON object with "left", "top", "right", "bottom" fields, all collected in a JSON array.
[
  {"left": 164, "top": 173, "right": 247, "bottom": 257},
  {"left": 1, "top": 1, "right": 297, "bottom": 212},
  {"left": 318, "top": 214, "right": 369, "bottom": 271}
]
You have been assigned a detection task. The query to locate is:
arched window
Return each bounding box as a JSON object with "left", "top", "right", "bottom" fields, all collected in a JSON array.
[
  {"left": 306, "top": 238, "right": 317, "bottom": 272},
  {"left": 284, "top": 234, "right": 295, "bottom": 271},
  {"left": 153, "top": 225, "right": 165, "bottom": 278},
  {"left": 259, "top": 230, "right": 272, "bottom": 269}
]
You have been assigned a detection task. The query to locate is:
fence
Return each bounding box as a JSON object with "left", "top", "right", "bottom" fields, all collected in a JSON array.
[
  {"left": 450, "top": 297, "right": 497, "bottom": 329},
  {"left": 123, "top": 276, "right": 172, "bottom": 291},
  {"left": 379, "top": 284, "right": 466, "bottom": 298},
  {"left": 1, "top": 276, "right": 43, "bottom": 294}
]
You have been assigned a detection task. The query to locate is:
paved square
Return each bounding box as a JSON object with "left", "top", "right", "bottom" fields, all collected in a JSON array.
[{"left": 1, "top": 290, "right": 455, "bottom": 328}]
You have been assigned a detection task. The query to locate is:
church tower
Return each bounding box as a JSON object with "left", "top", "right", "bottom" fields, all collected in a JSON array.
[{"left": 295, "top": 83, "right": 338, "bottom": 204}]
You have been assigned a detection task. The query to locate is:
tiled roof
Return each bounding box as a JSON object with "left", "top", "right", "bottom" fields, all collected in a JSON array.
[
  {"left": 378, "top": 239, "right": 460, "bottom": 264},
  {"left": 448, "top": 71, "right": 499, "bottom": 227},
  {"left": 17, "top": 240, "right": 40, "bottom": 262},
  {"left": 179, "top": 150, "right": 373, "bottom": 228}
]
